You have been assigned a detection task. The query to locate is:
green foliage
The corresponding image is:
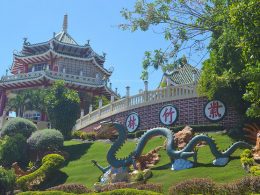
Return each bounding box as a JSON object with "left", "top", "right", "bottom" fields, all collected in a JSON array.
[
  {"left": 47, "top": 183, "right": 92, "bottom": 194},
  {"left": 169, "top": 176, "right": 260, "bottom": 195},
  {"left": 7, "top": 89, "right": 46, "bottom": 117},
  {"left": 121, "top": 0, "right": 260, "bottom": 118},
  {"left": 0, "top": 167, "right": 16, "bottom": 195},
  {"left": 169, "top": 178, "right": 216, "bottom": 195},
  {"left": 44, "top": 80, "right": 80, "bottom": 139},
  {"left": 240, "top": 149, "right": 254, "bottom": 166},
  {"left": 0, "top": 134, "right": 28, "bottom": 166},
  {"left": 17, "top": 154, "right": 65, "bottom": 191},
  {"left": 27, "top": 129, "right": 64, "bottom": 152},
  {"left": 18, "top": 188, "right": 162, "bottom": 195},
  {"left": 72, "top": 130, "right": 96, "bottom": 141},
  {"left": 250, "top": 166, "right": 260, "bottom": 176},
  {"left": 80, "top": 132, "right": 96, "bottom": 141},
  {"left": 1, "top": 117, "right": 37, "bottom": 138},
  {"left": 198, "top": 0, "right": 260, "bottom": 118},
  {"left": 92, "top": 95, "right": 110, "bottom": 110},
  {"left": 133, "top": 171, "right": 144, "bottom": 182}
]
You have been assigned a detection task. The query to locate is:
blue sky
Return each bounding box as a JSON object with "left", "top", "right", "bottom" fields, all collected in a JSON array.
[{"left": 0, "top": 0, "right": 205, "bottom": 96}]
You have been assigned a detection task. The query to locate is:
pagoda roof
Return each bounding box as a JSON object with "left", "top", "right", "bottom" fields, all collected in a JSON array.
[
  {"left": 54, "top": 31, "right": 78, "bottom": 45},
  {"left": 16, "top": 14, "right": 105, "bottom": 64},
  {"left": 12, "top": 49, "right": 111, "bottom": 76},
  {"left": 163, "top": 63, "right": 201, "bottom": 85}
]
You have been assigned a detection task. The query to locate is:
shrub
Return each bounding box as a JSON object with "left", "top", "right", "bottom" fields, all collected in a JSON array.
[
  {"left": 80, "top": 132, "right": 96, "bottom": 141},
  {"left": 71, "top": 130, "right": 82, "bottom": 139},
  {"left": 18, "top": 189, "right": 162, "bottom": 195},
  {"left": 0, "top": 117, "right": 37, "bottom": 138},
  {"left": 0, "top": 167, "right": 16, "bottom": 195},
  {"left": 168, "top": 176, "right": 260, "bottom": 195},
  {"left": 227, "top": 127, "right": 245, "bottom": 140},
  {"left": 170, "top": 124, "right": 224, "bottom": 133},
  {"left": 0, "top": 133, "right": 28, "bottom": 166},
  {"left": 17, "top": 154, "right": 65, "bottom": 191},
  {"left": 217, "top": 176, "right": 260, "bottom": 195},
  {"left": 133, "top": 171, "right": 144, "bottom": 182},
  {"left": 168, "top": 178, "right": 216, "bottom": 195},
  {"left": 18, "top": 192, "right": 77, "bottom": 195},
  {"left": 27, "top": 129, "right": 64, "bottom": 152},
  {"left": 47, "top": 183, "right": 92, "bottom": 194},
  {"left": 240, "top": 149, "right": 254, "bottom": 167},
  {"left": 96, "top": 182, "right": 162, "bottom": 193},
  {"left": 250, "top": 166, "right": 260, "bottom": 176}
]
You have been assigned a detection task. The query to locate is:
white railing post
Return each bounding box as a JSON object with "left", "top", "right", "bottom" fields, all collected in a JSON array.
[
  {"left": 126, "top": 86, "right": 130, "bottom": 107},
  {"left": 98, "top": 98, "right": 103, "bottom": 116},
  {"left": 89, "top": 104, "right": 93, "bottom": 113},
  {"left": 80, "top": 109, "right": 84, "bottom": 117},
  {"left": 109, "top": 82, "right": 112, "bottom": 89},
  {"left": 166, "top": 78, "right": 171, "bottom": 98},
  {"left": 110, "top": 95, "right": 115, "bottom": 111},
  {"left": 144, "top": 80, "right": 148, "bottom": 102}
]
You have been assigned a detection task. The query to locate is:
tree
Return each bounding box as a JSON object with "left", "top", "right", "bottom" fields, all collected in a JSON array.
[
  {"left": 198, "top": 0, "right": 260, "bottom": 118},
  {"left": 121, "top": 0, "right": 260, "bottom": 118},
  {"left": 44, "top": 80, "right": 80, "bottom": 139},
  {"left": 7, "top": 90, "right": 30, "bottom": 117},
  {"left": 7, "top": 89, "right": 46, "bottom": 117}
]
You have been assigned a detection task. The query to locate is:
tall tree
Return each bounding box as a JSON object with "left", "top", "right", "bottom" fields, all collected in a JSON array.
[
  {"left": 121, "top": 0, "right": 260, "bottom": 118},
  {"left": 44, "top": 80, "right": 80, "bottom": 139}
]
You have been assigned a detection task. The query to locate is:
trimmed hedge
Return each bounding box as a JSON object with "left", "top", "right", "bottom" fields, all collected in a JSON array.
[
  {"left": 17, "top": 154, "right": 65, "bottom": 191},
  {"left": 128, "top": 124, "right": 224, "bottom": 139},
  {"left": 27, "top": 129, "right": 64, "bottom": 152},
  {"left": 168, "top": 176, "right": 260, "bottom": 195},
  {"left": 0, "top": 117, "right": 37, "bottom": 138},
  {"left": 96, "top": 182, "right": 162, "bottom": 193},
  {"left": 18, "top": 188, "right": 162, "bottom": 195},
  {"left": 47, "top": 183, "right": 92, "bottom": 194}
]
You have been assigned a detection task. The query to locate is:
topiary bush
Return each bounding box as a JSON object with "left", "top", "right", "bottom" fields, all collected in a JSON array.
[
  {"left": 0, "top": 133, "right": 28, "bottom": 166},
  {"left": 27, "top": 129, "right": 64, "bottom": 152},
  {"left": 18, "top": 188, "right": 162, "bottom": 195},
  {"left": 0, "top": 167, "right": 16, "bottom": 195},
  {"left": 0, "top": 117, "right": 37, "bottom": 138},
  {"left": 47, "top": 183, "right": 92, "bottom": 194},
  {"left": 96, "top": 182, "right": 163, "bottom": 193},
  {"left": 17, "top": 154, "right": 65, "bottom": 191}
]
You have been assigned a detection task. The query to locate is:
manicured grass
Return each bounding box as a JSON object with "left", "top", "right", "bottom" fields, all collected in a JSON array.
[{"left": 54, "top": 133, "right": 249, "bottom": 194}]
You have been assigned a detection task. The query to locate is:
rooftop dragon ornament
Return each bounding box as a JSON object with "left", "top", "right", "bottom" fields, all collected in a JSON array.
[{"left": 92, "top": 122, "right": 250, "bottom": 176}]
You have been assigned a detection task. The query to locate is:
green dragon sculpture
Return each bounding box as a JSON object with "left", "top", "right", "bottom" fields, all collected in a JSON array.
[{"left": 93, "top": 122, "right": 250, "bottom": 174}]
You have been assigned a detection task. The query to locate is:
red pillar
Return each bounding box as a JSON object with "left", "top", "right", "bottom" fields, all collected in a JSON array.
[{"left": 0, "top": 90, "right": 7, "bottom": 117}]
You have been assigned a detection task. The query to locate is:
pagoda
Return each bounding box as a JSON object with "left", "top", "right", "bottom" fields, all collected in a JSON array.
[{"left": 0, "top": 15, "right": 118, "bottom": 128}]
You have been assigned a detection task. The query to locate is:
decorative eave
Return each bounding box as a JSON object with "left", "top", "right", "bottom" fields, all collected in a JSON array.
[
  {"left": 11, "top": 49, "right": 111, "bottom": 76},
  {"left": 0, "top": 71, "right": 107, "bottom": 90}
]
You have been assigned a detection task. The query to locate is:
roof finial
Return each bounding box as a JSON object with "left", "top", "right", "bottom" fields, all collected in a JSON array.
[{"left": 63, "top": 14, "right": 68, "bottom": 33}]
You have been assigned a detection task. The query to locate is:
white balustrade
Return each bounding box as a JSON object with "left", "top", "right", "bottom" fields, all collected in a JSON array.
[
  {"left": 1, "top": 70, "right": 103, "bottom": 86},
  {"left": 75, "top": 83, "right": 198, "bottom": 130}
]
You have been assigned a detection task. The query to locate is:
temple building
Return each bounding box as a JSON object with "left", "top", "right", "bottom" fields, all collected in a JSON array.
[{"left": 0, "top": 15, "right": 118, "bottom": 128}]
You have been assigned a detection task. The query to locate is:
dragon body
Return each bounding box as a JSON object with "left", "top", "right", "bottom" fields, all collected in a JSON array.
[{"left": 93, "top": 122, "right": 250, "bottom": 173}]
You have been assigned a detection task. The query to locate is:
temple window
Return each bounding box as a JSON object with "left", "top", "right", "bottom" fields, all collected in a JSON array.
[{"left": 28, "top": 63, "right": 48, "bottom": 72}]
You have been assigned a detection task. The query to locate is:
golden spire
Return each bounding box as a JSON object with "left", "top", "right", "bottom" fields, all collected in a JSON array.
[{"left": 63, "top": 14, "right": 68, "bottom": 33}]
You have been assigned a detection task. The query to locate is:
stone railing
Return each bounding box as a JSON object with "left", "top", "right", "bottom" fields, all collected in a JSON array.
[
  {"left": 1, "top": 70, "right": 104, "bottom": 86},
  {"left": 75, "top": 83, "right": 198, "bottom": 130},
  {"left": 1, "top": 71, "right": 43, "bottom": 82}
]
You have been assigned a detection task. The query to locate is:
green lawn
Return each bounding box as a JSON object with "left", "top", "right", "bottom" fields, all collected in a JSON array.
[{"left": 52, "top": 133, "right": 249, "bottom": 194}]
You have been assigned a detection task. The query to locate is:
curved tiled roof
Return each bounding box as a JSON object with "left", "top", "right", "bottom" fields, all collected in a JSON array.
[{"left": 165, "top": 63, "right": 201, "bottom": 84}]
